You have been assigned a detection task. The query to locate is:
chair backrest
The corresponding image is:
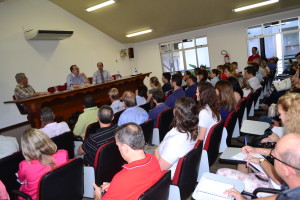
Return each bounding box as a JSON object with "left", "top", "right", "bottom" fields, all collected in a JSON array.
[
  {"left": 112, "top": 109, "right": 126, "bottom": 125},
  {"left": 37, "top": 158, "right": 84, "bottom": 200},
  {"left": 84, "top": 122, "right": 100, "bottom": 141},
  {"left": 253, "top": 88, "right": 262, "bottom": 105},
  {"left": 12, "top": 95, "right": 28, "bottom": 115},
  {"left": 0, "top": 151, "right": 24, "bottom": 198},
  {"left": 94, "top": 141, "right": 125, "bottom": 185},
  {"left": 140, "top": 119, "right": 154, "bottom": 144},
  {"left": 47, "top": 87, "right": 55, "bottom": 93},
  {"left": 139, "top": 102, "right": 151, "bottom": 113},
  {"left": 204, "top": 120, "right": 225, "bottom": 167},
  {"left": 164, "top": 90, "right": 173, "bottom": 101},
  {"left": 246, "top": 92, "right": 254, "bottom": 116},
  {"left": 51, "top": 131, "right": 74, "bottom": 159},
  {"left": 57, "top": 83, "right": 67, "bottom": 91},
  {"left": 172, "top": 140, "right": 203, "bottom": 200},
  {"left": 157, "top": 108, "right": 173, "bottom": 142},
  {"left": 236, "top": 97, "right": 247, "bottom": 129},
  {"left": 138, "top": 171, "right": 171, "bottom": 200},
  {"left": 224, "top": 110, "right": 238, "bottom": 147}
]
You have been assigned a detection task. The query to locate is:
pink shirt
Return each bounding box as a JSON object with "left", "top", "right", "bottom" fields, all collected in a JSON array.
[
  {"left": 0, "top": 180, "right": 10, "bottom": 200},
  {"left": 18, "top": 150, "right": 68, "bottom": 200}
]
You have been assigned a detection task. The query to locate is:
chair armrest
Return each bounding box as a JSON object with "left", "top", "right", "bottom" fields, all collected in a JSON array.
[
  {"left": 253, "top": 187, "right": 283, "bottom": 196},
  {"left": 12, "top": 190, "right": 32, "bottom": 200}
]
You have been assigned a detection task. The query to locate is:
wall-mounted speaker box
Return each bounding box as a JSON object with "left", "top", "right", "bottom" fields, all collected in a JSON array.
[{"left": 128, "top": 48, "right": 134, "bottom": 58}]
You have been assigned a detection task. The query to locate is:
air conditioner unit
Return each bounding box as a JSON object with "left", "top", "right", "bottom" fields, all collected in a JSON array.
[{"left": 24, "top": 29, "right": 74, "bottom": 40}]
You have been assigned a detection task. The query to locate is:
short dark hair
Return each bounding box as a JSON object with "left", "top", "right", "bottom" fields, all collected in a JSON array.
[
  {"left": 40, "top": 107, "right": 55, "bottom": 122},
  {"left": 137, "top": 85, "right": 148, "bottom": 97},
  {"left": 184, "top": 71, "right": 192, "bottom": 76},
  {"left": 152, "top": 90, "right": 165, "bottom": 103},
  {"left": 249, "top": 62, "right": 259, "bottom": 72},
  {"left": 252, "top": 47, "right": 258, "bottom": 51},
  {"left": 121, "top": 91, "right": 136, "bottom": 107},
  {"left": 198, "top": 69, "right": 208, "bottom": 82},
  {"left": 70, "top": 65, "right": 76, "bottom": 72},
  {"left": 189, "top": 75, "right": 197, "bottom": 83},
  {"left": 83, "top": 95, "right": 96, "bottom": 108},
  {"left": 211, "top": 69, "right": 219, "bottom": 76},
  {"left": 244, "top": 66, "right": 256, "bottom": 76},
  {"left": 232, "top": 62, "right": 238, "bottom": 66},
  {"left": 115, "top": 122, "right": 145, "bottom": 150},
  {"left": 171, "top": 74, "right": 182, "bottom": 86},
  {"left": 295, "top": 52, "right": 300, "bottom": 58},
  {"left": 98, "top": 105, "right": 113, "bottom": 124},
  {"left": 162, "top": 73, "right": 171, "bottom": 82}
]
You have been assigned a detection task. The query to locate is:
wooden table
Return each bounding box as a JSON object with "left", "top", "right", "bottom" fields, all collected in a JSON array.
[{"left": 4, "top": 73, "right": 150, "bottom": 128}]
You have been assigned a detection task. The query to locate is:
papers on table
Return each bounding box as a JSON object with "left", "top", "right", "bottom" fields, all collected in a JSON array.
[{"left": 241, "top": 120, "right": 269, "bottom": 135}]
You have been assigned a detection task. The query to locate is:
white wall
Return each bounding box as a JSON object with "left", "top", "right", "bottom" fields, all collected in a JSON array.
[
  {"left": 132, "top": 8, "right": 300, "bottom": 87},
  {"left": 0, "top": 0, "right": 132, "bottom": 128}
]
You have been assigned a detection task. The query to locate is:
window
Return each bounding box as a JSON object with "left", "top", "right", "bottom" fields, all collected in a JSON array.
[
  {"left": 160, "top": 36, "right": 210, "bottom": 73},
  {"left": 247, "top": 17, "right": 300, "bottom": 73}
]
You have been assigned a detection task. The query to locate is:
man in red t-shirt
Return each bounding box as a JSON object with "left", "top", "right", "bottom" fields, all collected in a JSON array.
[
  {"left": 247, "top": 47, "right": 261, "bottom": 64},
  {"left": 93, "top": 123, "right": 162, "bottom": 200}
]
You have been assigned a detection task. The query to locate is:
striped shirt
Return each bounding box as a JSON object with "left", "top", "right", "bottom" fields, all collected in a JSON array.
[{"left": 14, "top": 84, "right": 36, "bottom": 99}]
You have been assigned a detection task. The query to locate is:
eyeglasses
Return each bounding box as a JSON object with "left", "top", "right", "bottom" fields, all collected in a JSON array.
[{"left": 270, "top": 149, "right": 300, "bottom": 171}]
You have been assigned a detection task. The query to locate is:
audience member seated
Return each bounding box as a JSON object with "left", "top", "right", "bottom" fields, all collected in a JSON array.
[
  {"left": 224, "top": 64, "right": 236, "bottom": 78},
  {"left": 165, "top": 74, "right": 185, "bottom": 108},
  {"left": 66, "top": 65, "right": 90, "bottom": 90},
  {"left": 182, "top": 70, "right": 192, "bottom": 86},
  {"left": 247, "top": 47, "right": 261, "bottom": 64},
  {"left": 209, "top": 69, "right": 220, "bottom": 86},
  {"left": 135, "top": 85, "right": 147, "bottom": 106},
  {"left": 215, "top": 80, "right": 236, "bottom": 120},
  {"left": 185, "top": 75, "right": 197, "bottom": 98},
  {"left": 108, "top": 88, "right": 125, "bottom": 114},
  {"left": 227, "top": 77, "right": 244, "bottom": 102},
  {"left": 154, "top": 97, "right": 198, "bottom": 179},
  {"left": 14, "top": 73, "right": 49, "bottom": 100},
  {"left": 148, "top": 90, "right": 169, "bottom": 126},
  {"left": 73, "top": 95, "right": 99, "bottom": 139},
  {"left": 0, "top": 135, "right": 19, "bottom": 159},
  {"left": 197, "top": 69, "right": 209, "bottom": 83},
  {"left": 147, "top": 77, "right": 162, "bottom": 102},
  {"left": 244, "top": 66, "right": 262, "bottom": 91},
  {"left": 0, "top": 181, "right": 9, "bottom": 200},
  {"left": 93, "top": 62, "right": 113, "bottom": 84},
  {"left": 217, "top": 65, "right": 227, "bottom": 80},
  {"left": 161, "top": 72, "right": 172, "bottom": 93},
  {"left": 118, "top": 91, "right": 148, "bottom": 126},
  {"left": 78, "top": 105, "right": 118, "bottom": 166},
  {"left": 254, "top": 58, "right": 267, "bottom": 78},
  {"left": 39, "top": 107, "right": 70, "bottom": 138},
  {"left": 93, "top": 123, "right": 162, "bottom": 200},
  {"left": 17, "top": 128, "right": 68, "bottom": 200},
  {"left": 194, "top": 68, "right": 201, "bottom": 82},
  {"left": 225, "top": 134, "right": 300, "bottom": 200},
  {"left": 237, "top": 74, "right": 253, "bottom": 97},
  {"left": 232, "top": 62, "right": 241, "bottom": 74},
  {"left": 197, "top": 82, "right": 220, "bottom": 141},
  {"left": 250, "top": 62, "right": 264, "bottom": 82}
]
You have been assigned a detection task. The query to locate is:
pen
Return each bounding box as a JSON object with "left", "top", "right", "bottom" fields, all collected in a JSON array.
[{"left": 244, "top": 136, "right": 248, "bottom": 146}]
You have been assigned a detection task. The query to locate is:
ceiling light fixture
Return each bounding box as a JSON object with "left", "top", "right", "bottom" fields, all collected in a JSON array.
[
  {"left": 86, "top": 0, "right": 118, "bottom": 12},
  {"left": 126, "top": 29, "right": 153, "bottom": 37},
  {"left": 233, "top": 0, "right": 279, "bottom": 12}
]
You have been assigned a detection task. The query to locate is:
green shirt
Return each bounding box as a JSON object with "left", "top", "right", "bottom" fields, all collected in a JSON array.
[{"left": 73, "top": 107, "right": 99, "bottom": 139}]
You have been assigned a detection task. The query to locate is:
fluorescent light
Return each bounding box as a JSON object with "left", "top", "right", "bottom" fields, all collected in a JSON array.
[
  {"left": 86, "top": 0, "right": 116, "bottom": 12},
  {"left": 126, "top": 29, "right": 153, "bottom": 37},
  {"left": 233, "top": 0, "right": 279, "bottom": 12}
]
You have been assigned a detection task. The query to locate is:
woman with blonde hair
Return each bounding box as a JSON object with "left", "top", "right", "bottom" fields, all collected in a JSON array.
[
  {"left": 147, "top": 76, "right": 162, "bottom": 102},
  {"left": 17, "top": 128, "right": 68, "bottom": 200},
  {"left": 236, "top": 74, "right": 253, "bottom": 97}
]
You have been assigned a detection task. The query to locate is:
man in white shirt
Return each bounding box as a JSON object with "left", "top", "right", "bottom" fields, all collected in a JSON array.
[
  {"left": 93, "top": 62, "right": 113, "bottom": 84},
  {"left": 244, "top": 66, "right": 261, "bottom": 91},
  {"left": 66, "top": 65, "right": 90, "bottom": 90},
  {"left": 108, "top": 88, "right": 125, "bottom": 113},
  {"left": 39, "top": 107, "right": 70, "bottom": 138}
]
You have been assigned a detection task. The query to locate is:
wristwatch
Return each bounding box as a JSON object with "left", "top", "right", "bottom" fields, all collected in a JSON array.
[{"left": 259, "top": 158, "right": 265, "bottom": 164}]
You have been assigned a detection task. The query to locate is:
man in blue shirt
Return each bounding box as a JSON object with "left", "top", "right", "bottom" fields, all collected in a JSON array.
[
  {"left": 185, "top": 75, "right": 197, "bottom": 98},
  {"left": 164, "top": 74, "right": 185, "bottom": 108},
  {"left": 162, "top": 72, "right": 172, "bottom": 93},
  {"left": 148, "top": 90, "right": 169, "bottom": 126},
  {"left": 118, "top": 91, "right": 149, "bottom": 126},
  {"left": 66, "top": 65, "right": 90, "bottom": 90}
]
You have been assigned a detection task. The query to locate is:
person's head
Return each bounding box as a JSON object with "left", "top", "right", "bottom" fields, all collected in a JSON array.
[
  {"left": 121, "top": 91, "right": 136, "bottom": 108},
  {"left": 227, "top": 77, "right": 244, "bottom": 98},
  {"left": 70, "top": 65, "right": 79, "bottom": 76},
  {"left": 194, "top": 68, "right": 200, "bottom": 77},
  {"left": 82, "top": 95, "right": 96, "bottom": 108},
  {"left": 152, "top": 90, "right": 165, "bottom": 104},
  {"left": 97, "top": 62, "right": 104, "bottom": 71},
  {"left": 217, "top": 65, "right": 225, "bottom": 73},
  {"left": 210, "top": 69, "right": 219, "bottom": 79},
  {"left": 114, "top": 123, "right": 145, "bottom": 160},
  {"left": 150, "top": 77, "right": 161, "bottom": 88},
  {"left": 172, "top": 97, "right": 198, "bottom": 141},
  {"left": 162, "top": 72, "right": 171, "bottom": 83},
  {"left": 171, "top": 74, "right": 182, "bottom": 88},
  {"left": 137, "top": 85, "right": 148, "bottom": 97},
  {"left": 244, "top": 66, "right": 256, "bottom": 79},
  {"left": 183, "top": 71, "right": 192, "bottom": 81},
  {"left": 40, "top": 107, "right": 55, "bottom": 123},
  {"left": 224, "top": 64, "right": 236, "bottom": 78},
  {"left": 285, "top": 94, "right": 300, "bottom": 133},
  {"left": 232, "top": 62, "right": 238, "bottom": 69},
  {"left": 295, "top": 52, "right": 300, "bottom": 64},
  {"left": 198, "top": 69, "right": 208, "bottom": 82},
  {"left": 187, "top": 75, "right": 197, "bottom": 86},
  {"left": 236, "top": 74, "right": 252, "bottom": 91},
  {"left": 215, "top": 80, "right": 236, "bottom": 111},
  {"left": 98, "top": 105, "right": 114, "bottom": 125},
  {"left": 200, "top": 65, "right": 206, "bottom": 70},
  {"left": 15, "top": 73, "right": 28, "bottom": 85},
  {"left": 108, "top": 88, "right": 120, "bottom": 101},
  {"left": 271, "top": 134, "right": 300, "bottom": 186},
  {"left": 197, "top": 82, "right": 220, "bottom": 121},
  {"left": 253, "top": 58, "right": 262, "bottom": 66},
  {"left": 21, "top": 128, "right": 57, "bottom": 168},
  {"left": 252, "top": 47, "right": 258, "bottom": 55},
  {"left": 249, "top": 62, "right": 259, "bottom": 72}
]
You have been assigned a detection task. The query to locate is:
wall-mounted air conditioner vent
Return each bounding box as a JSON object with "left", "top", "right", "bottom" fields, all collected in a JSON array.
[{"left": 24, "top": 29, "right": 73, "bottom": 40}]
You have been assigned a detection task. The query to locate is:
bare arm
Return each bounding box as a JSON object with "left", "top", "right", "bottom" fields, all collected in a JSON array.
[
  {"left": 77, "top": 144, "right": 85, "bottom": 155},
  {"left": 197, "top": 126, "right": 207, "bottom": 141},
  {"left": 154, "top": 147, "right": 172, "bottom": 171}
]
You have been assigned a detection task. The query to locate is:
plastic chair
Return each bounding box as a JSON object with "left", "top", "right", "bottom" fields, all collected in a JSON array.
[
  {"left": 140, "top": 119, "right": 154, "bottom": 144},
  {"left": 236, "top": 97, "right": 247, "bottom": 129},
  {"left": 139, "top": 102, "right": 151, "bottom": 113},
  {"left": 12, "top": 95, "right": 28, "bottom": 115},
  {"left": 224, "top": 110, "right": 238, "bottom": 147},
  {"left": 156, "top": 108, "right": 173, "bottom": 142},
  {"left": 84, "top": 122, "right": 100, "bottom": 141},
  {"left": 51, "top": 131, "right": 75, "bottom": 159},
  {"left": 112, "top": 109, "right": 126, "bottom": 125}
]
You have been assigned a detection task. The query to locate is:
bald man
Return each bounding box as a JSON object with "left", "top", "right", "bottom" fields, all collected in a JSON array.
[{"left": 226, "top": 133, "right": 300, "bottom": 200}]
